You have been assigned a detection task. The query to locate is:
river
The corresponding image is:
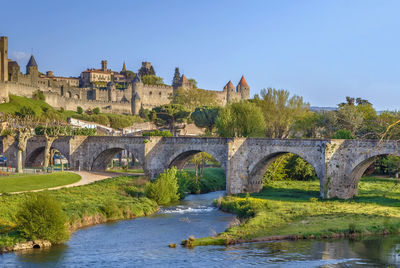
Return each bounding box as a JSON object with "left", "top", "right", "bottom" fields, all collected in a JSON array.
[{"left": 1, "top": 191, "right": 400, "bottom": 267}]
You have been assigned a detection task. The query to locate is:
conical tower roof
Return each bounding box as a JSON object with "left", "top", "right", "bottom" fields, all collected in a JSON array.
[
  {"left": 237, "top": 75, "right": 249, "bottom": 88},
  {"left": 224, "top": 80, "right": 235, "bottom": 91},
  {"left": 180, "top": 74, "right": 188, "bottom": 83},
  {"left": 122, "top": 61, "right": 127, "bottom": 72},
  {"left": 27, "top": 55, "right": 38, "bottom": 67}
]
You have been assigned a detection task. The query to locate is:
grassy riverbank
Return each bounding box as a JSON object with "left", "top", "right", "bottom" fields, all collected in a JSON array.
[
  {"left": 0, "top": 175, "right": 158, "bottom": 250},
  {"left": 192, "top": 176, "right": 400, "bottom": 246},
  {"left": 0, "top": 172, "right": 81, "bottom": 193}
]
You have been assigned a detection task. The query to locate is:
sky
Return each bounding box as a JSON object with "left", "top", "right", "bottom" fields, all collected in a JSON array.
[{"left": 1, "top": 0, "right": 400, "bottom": 110}]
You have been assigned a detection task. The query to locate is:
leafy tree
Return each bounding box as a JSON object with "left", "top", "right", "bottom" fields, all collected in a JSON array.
[
  {"left": 263, "top": 153, "right": 316, "bottom": 182},
  {"left": 332, "top": 129, "right": 354, "bottom": 139},
  {"left": 32, "top": 90, "right": 45, "bottom": 101},
  {"left": 145, "top": 167, "right": 180, "bottom": 205},
  {"left": 77, "top": 106, "right": 83, "bottom": 114},
  {"left": 92, "top": 107, "right": 100, "bottom": 115},
  {"left": 190, "top": 106, "right": 221, "bottom": 134},
  {"left": 152, "top": 104, "right": 190, "bottom": 135},
  {"left": 172, "top": 87, "right": 218, "bottom": 111},
  {"left": 16, "top": 192, "right": 69, "bottom": 244},
  {"left": 216, "top": 101, "right": 265, "bottom": 137},
  {"left": 141, "top": 75, "right": 164, "bottom": 85},
  {"left": 189, "top": 152, "right": 214, "bottom": 183},
  {"left": 335, "top": 103, "right": 363, "bottom": 136},
  {"left": 254, "top": 88, "right": 309, "bottom": 138},
  {"left": 188, "top": 78, "right": 198, "bottom": 88}
]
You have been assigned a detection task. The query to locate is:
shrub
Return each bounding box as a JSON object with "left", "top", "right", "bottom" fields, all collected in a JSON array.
[
  {"left": 332, "top": 129, "right": 354, "bottom": 139},
  {"left": 142, "top": 130, "right": 173, "bottom": 137},
  {"left": 77, "top": 106, "right": 83, "bottom": 114},
  {"left": 15, "top": 106, "right": 36, "bottom": 118},
  {"left": 145, "top": 167, "right": 179, "bottom": 205},
  {"left": 16, "top": 192, "right": 69, "bottom": 244},
  {"left": 92, "top": 107, "right": 100, "bottom": 115},
  {"left": 32, "top": 90, "right": 45, "bottom": 101},
  {"left": 176, "top": 170, "right": 198, "bottom": 199}
]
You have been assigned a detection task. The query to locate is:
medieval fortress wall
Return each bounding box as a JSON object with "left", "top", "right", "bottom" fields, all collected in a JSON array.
[{"left": 0, "top": 36, "right": 250, "bottom": 114}]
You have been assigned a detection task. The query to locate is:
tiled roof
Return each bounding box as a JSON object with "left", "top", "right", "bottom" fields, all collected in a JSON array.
[
  {"left": 26, "top": 55, "right": 37, "bottom": 67},
  {"left": 224, "top": 80, "right": 235, "bottom": 91},
  {"left": 238, "top": 75, "right": 249, "bottom": 88}
]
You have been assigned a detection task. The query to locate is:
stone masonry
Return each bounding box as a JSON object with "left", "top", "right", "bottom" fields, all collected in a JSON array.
[{"left": 1, "top": 136, "right": 398, "bottom": 199}]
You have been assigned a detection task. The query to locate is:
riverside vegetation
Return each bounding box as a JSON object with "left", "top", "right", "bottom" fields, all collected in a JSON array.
[
  {"left": 189, "top": 176, "right": 400, "bottom": 247},
  {"left": 0, "top": 167, "right": 226, "bottom": 252}
]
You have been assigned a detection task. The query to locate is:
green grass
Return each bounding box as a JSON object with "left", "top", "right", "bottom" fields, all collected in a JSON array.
[
  {"left": 193, "top": 176, "right": 400, "bottom": 246},
  {"left": 0, "top": 172, "right": 81, "bottom": 193},
  {"left": 0, "top": 175, "right": 157, "bottom": 249},
  {"left": 0, "top": 95, "right": 58, "bottom": 117},
  {"left": 185, "top": 167, "right": 226, "bottom": 193},
  {"left": 107, "top": 168, "right": 145, "bottom": 174}
]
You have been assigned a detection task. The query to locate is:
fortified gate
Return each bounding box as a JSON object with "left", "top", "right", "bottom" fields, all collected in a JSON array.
[{"left": 1, "top": 136, "right": 399, "bottom": 199}]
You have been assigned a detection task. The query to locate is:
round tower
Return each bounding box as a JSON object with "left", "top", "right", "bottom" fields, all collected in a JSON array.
[
  {"left": 237, "top": 75, "right": 250, "bottom": 100},
  {"left": 107, "top": 81, "right": 117, "bottom": 102},
  {"left": 224, "top": 80, "right": 236, "bottom": 103}
]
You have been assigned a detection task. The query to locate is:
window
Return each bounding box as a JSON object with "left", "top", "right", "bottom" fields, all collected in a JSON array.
[
  {"left": 159, "top": 92, "right": 162, "bottom": 96},
  {"left": 149, "top": 91, "right": 152, "bottom": 95}
]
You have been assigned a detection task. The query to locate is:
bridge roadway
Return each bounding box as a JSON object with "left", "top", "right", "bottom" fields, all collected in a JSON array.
[{"left": 1, "top": 136, "right": 399, "bottom": 199}]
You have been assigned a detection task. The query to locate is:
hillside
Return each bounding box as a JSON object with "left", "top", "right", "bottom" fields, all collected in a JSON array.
[{"left": 0, "top": 95, "right": 143, "bottom": 129}]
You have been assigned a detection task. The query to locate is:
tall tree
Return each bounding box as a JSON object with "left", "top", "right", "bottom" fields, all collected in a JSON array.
[
  {"left": 190, "top": 106, "right": 221, "bottom": 134},
  {"left": 255, "top": 88, "right": 310, "bottom": 138},
  {"left": 152, "top": 104, "right": 190, "bottom": 135},
  {"left": 216, "top": 101, "right": 265, "bottom": 137}
]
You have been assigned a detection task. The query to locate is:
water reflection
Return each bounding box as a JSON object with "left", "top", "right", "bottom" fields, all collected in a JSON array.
[{"left": 1, "top": 191, "right": 399, "bottom": 267}]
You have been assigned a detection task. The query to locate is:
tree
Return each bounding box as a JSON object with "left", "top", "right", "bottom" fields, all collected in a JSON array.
[
  {"left": 152, "top": 104, "right": 190, "bottom": 135},
  {"left": 35, "top": 121, "right": 66, "bottom": 170},
  {"left": 255, "top": 88, "right": 310, "bottom": 138},
  {"left": 216, "top": 101, "right": 265, "bottom": 137},
  {"left": 190, "top": 106, "right": 221, "bottom": 134},
  {"left": 16, "top": 192, "right": 69, "bottom": 243},
  {"left": 172, "top": 87, "right": 218, "bottom": 111},
  {"left": 188, "top": 78, "right": 198, "bottom": 89},
  {"left": 3, "top": 114, "right": 38, "bottom": 173},
  {"left": 141, "top": 75, "right": 164, "bottom": 85},
  {"left": 77, "top": 106, "right": 83, "bottom": 114},
  {"left": 145, "top": 167, "right": 180, "bottom": 205},
  {"left": 332, "top": 129, "right": 354, "bottom": 139},
  {"left": 190, "top": 152, "right": 214, "bottom": 183}
]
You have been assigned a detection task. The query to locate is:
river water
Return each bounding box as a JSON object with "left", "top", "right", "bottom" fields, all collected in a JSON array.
[{"left": 1, "top": 191, "right": 400, "bottom": 267}]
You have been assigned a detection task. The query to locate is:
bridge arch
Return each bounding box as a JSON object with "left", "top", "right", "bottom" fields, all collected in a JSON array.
[
  {"left": 345, "top": 152, "right": 400, "bottom": 197},
  {"left": 25, "top": 145, "right": 70, "bottom": 168},
  {"left": 167, "top": 149, "right": 226, "bottom": 171},
  {"left": 247, "top": 149, "right": 324, "bottom": 193},
  {"left": 90, "top": 146, "right": 145, "bottom": 172}
]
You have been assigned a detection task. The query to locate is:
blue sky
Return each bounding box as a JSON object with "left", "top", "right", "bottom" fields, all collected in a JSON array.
[{"left": 1, "top": 0, "right": 400, "bottom": 110}]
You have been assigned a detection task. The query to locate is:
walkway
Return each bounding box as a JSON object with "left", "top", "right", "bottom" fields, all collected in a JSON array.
[{"left": 6, "top": 171, "right": 144, "bottom": 195}]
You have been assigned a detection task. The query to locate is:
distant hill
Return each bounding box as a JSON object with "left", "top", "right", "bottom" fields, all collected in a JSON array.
[{"left": 310, "top": 106, "right": 337, "bottom": 112}]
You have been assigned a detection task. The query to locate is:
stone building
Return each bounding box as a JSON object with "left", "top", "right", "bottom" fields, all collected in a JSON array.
[{"left": 0, "top": 36, "right": 250, "bottom": 115}]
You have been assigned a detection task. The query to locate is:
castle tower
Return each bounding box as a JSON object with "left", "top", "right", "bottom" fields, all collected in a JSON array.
[
  {"left": 224, "top": 80, "right": 236, "bottom": 103},
  {"left": 101, "top": 60, "right": 107, "bottom": 72},
  {"left": 107, "top": 81, "right": 117, "bottom": 102},
  {"left": 0, "top": 37, "right": 9, "bottom": 82},
  {"left": 26, "top": 55, "right": 38, "bottom": 74},
  {"left": 131, "top": 75, "right": 143, "bottom": 115},
  {"left": 121, "top": 61, "right": 127, "bottom": 73},
  {"left": 172, "top": 67, "right": 180, "bottom": 89},
  {"left": 26, "top": 55, "right": 39, "bottom": 86},
  {"left": 236, "top": 75, "right": 250, "bottom": 100},
  {"left": 138, "top": 62, "right": 155, "bottom": 77},
  {"left": 179, "top": 74, "right": 191, "bottom": 89}
]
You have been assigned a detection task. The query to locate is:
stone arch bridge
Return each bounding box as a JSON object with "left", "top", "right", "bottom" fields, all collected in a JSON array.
[{"left": 1, "top": 136, "right": 399, "bottom": 199}]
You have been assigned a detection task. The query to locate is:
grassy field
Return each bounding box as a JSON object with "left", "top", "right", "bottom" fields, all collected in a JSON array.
[
  {"left": 107, "top": 168, "right": 145, "bottom": 174},
  {"left": 0, "top": 175, "right": 157, "bottom": 250},
  {"left": 0, "top": 172, "right": 81, "bottom": 193},
  {"left": 186, "top": 167, "right": 226, "bottom": 193},
  {"left": 192, "top": 176, "right": 400, "bottom": 246}
]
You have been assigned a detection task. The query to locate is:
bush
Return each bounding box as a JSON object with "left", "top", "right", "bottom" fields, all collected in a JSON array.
[
  {"left": 142, "top": 130, "right": 173, "bottom": 137},
  {"left": 332, "top": 129, "right": 354, "bottom": 139},
  {"left": 32, "top": 90, "right": 45, "bottom": 101},
  {"left": 77, "top": 106, "right": 83, "bottom": 114},
  {"left": 15, "top": 106, "right": 36, "bottom": 118},
  {"left": 176, "top": 170, "right": 199, "bottom": 199},
  {"left": 145, "top": 167, "right": 179, "bottom": 205},
  {"left": 16, "top": 192, "right": 69, "bottom": 244},
  {"left": 93, "top": 107, "right": 100, "bottom": 115}
]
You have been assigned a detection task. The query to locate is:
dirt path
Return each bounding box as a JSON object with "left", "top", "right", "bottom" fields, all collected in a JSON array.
[{"left": 7, "top": 171, "right": 144, "bottom": 195}]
